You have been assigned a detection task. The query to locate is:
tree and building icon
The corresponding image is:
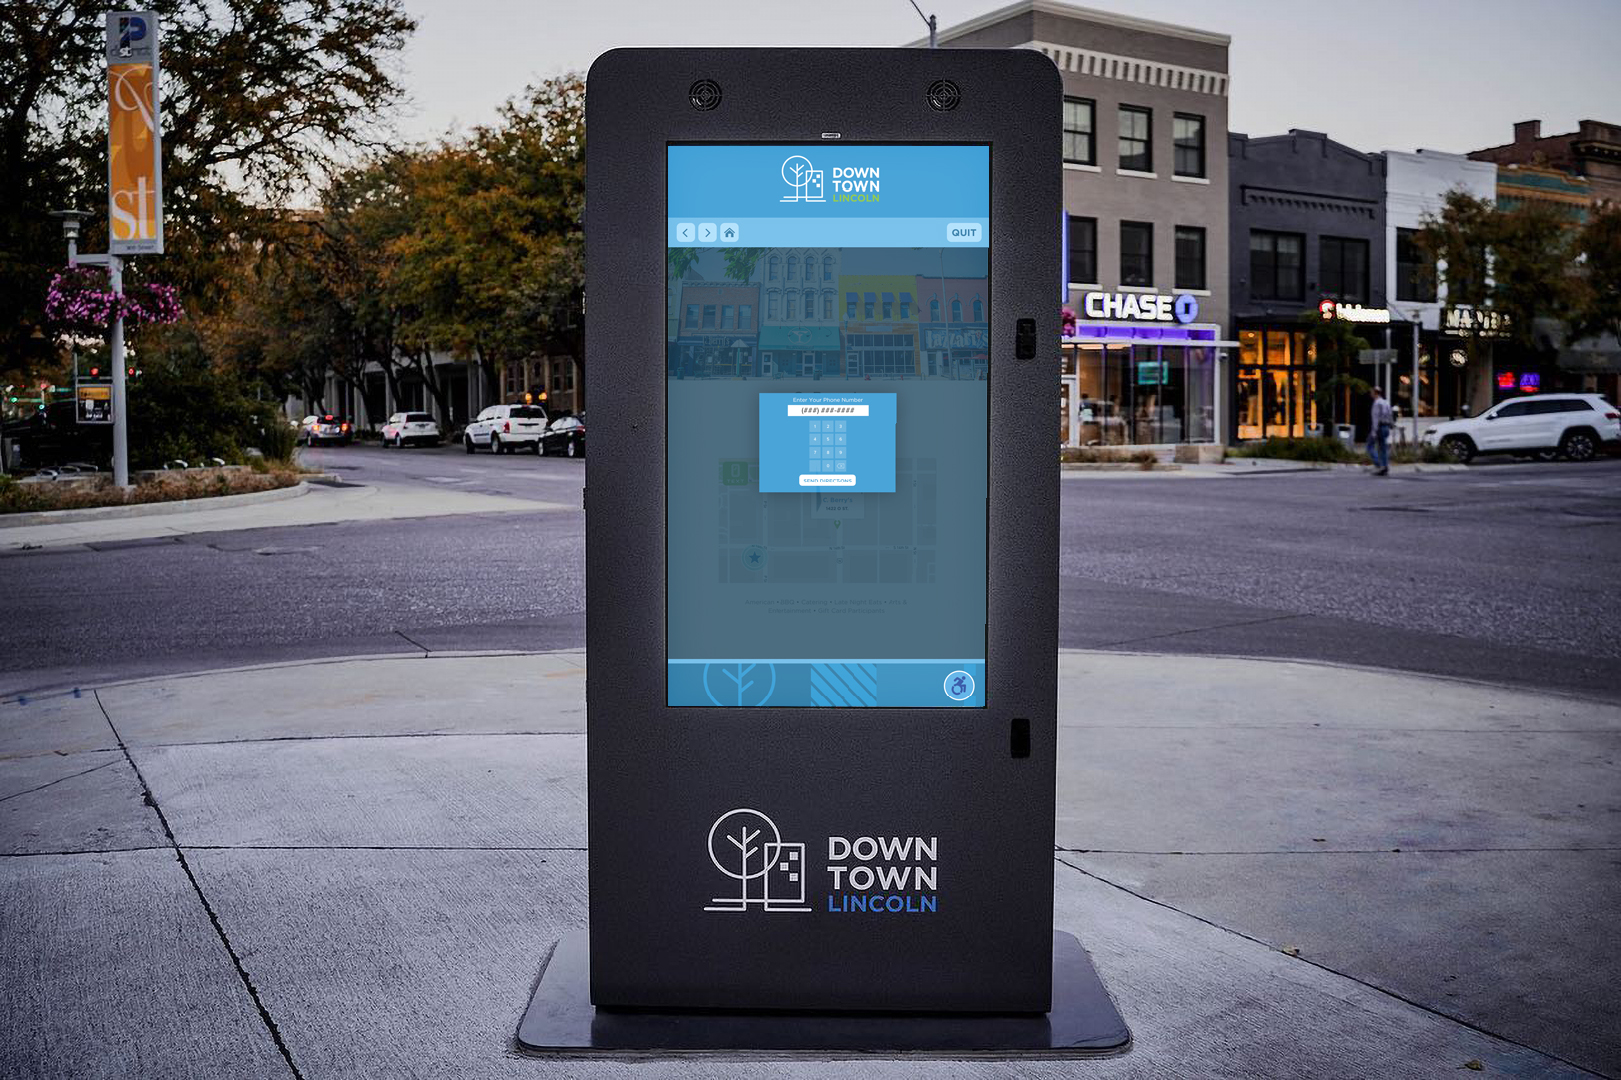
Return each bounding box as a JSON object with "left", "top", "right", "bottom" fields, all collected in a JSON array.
[
  {"left": 703, "top": 808, "right": 811, "bottom": 912},
  {"left": 781, "top": 156, "right": 825, "bottom": 203}
]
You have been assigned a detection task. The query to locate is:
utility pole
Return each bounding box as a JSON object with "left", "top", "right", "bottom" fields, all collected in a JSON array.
[{"left": 908, "top": 0, "right": 937, "bottom": 48}]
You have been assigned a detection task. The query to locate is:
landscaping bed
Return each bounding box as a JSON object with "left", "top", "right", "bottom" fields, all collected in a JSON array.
[{"left": 0, "top": 465, "right": 304, "bottom": 515}]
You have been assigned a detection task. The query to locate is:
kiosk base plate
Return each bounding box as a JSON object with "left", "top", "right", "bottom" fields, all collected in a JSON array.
[{"left": 515, "top": 930, "right": 1130, "bottom": 1056}]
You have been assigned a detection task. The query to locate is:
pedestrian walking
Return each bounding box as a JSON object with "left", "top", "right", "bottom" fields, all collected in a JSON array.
[{"left": 1367, "top": 386, "right": 1394, "bottom": 476}]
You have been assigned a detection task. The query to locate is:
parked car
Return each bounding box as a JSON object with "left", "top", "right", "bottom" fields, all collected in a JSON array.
[
  {"left": 381, "top": 411, "right": 440, "bottom": 448},
  {"left": 541, "top": 413, "right": 585, "bottom": 458},
  {"left": 300, "top": 414, "right": 352, "bottom": 446},
  {"left": 1, "top": 401, "right": 112, "bottom": 469},
  {"left": 1421, "top": 394, "right": 1619, "bottom": 464},
  {"left": 464, "top": 404, "right": 548, "bottom": 454}
]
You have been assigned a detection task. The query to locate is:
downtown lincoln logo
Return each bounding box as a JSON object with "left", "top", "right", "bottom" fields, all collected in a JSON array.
[{"left": 703, "top": 808, "right": 941, "bottom": 916}]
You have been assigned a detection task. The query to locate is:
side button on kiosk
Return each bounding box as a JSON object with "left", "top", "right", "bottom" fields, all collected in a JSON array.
[{"left": 517, "top": 46, "right": 1130, "bottom": 1057}]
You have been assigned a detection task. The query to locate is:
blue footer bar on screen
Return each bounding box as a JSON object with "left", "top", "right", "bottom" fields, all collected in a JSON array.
[{"left": 667, "top": 660, "right": 984, "bottom": 707}]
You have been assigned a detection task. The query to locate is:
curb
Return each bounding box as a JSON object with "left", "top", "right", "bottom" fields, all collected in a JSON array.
[
  {"left": 1059, "top": 462, "right": 1179, "bottom": 472},
  {"left": 0, "top": 479, "right": 312, "bottom": 528},
  {"left": 1220, "top": 459, "right": 1471, "bottom": 475}
]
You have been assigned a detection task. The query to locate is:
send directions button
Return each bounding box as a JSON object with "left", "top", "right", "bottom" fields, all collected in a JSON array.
[
  {"left": 799, "top": 474, "right": 857, "bottom": 487},
  {"left": 946, "top": 222, "right": 983, "bottom": 243}
]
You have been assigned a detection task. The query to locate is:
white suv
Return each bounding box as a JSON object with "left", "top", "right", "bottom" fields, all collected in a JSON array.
[
  {"left": 464, "top": 404, "right": 549, "bottom": 454},
  {"left": 1421, "top": 393, "right": 1619, "bottom": 464}
]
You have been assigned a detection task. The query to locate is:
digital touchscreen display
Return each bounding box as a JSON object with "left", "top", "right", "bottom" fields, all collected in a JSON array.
[{"left": 666, "top": 144, "right": 989, "bottom": 707}]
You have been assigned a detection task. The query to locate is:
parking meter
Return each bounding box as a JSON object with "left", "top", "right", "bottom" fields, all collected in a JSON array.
[{"left": 579, "top": 47, "right": 1062, "bottom": 1017}]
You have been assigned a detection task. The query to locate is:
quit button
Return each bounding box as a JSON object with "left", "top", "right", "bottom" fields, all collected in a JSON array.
[{"left": 946, "top": 222, "right": 983, "bottom": 243}]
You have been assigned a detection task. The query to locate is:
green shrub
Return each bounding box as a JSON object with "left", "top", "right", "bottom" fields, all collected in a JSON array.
[
  {"left": 1060, "top": 446, "right": 1158, "bottom": 467},
  {"left": 126, "top": 337, "right": 278, "bottom": 468},
  {"left": 1390, "top": 443, "right": 1449, "bottom": 464},
  {"left": 1228, "top": 436, "right": 1360, "bottom": 463},
  {"left": 251, "top": 407, "right": 298, "bottom": 463}
]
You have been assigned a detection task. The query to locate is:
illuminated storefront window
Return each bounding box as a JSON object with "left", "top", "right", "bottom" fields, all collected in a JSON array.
[{"left": 1236, "top": 328, "right": 1316, "bottom": 440}]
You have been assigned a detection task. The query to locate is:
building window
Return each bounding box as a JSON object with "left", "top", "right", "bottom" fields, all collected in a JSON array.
[
  {"left": 1120, "top": 221, "right": 1154, "bottom": 286},
  {"left": 972, "top": 297, "right": 983, "bottom": 321},
  {"left": 1118, "top": 105, "right": 1152, "bottom": 172},
  {"left": 951, "top": 298, "right": 962, "bottom": 322},
  {"left": 1173, "top": 113, "right": 1205, "bottom": 178},
  {"left": 721, "top": 304, "right": 734, "bottom": 329},
  {"left": 900, "top": 292, "right": 912, "bottom": 319},
  {"left": 804, "top": 290, "right": 816, "bottom": 319},
  {"left": 685, "top": 304, "right": 698, "bottom": 328},
  {"left": 702, "top": 305, "right": 716, "bottom": 328},
  {"left": 786, "top": 292, "right": 797, "bottom": 320},
  {"left": 1395, "top": 228, "right": 1436, "bottom": 302},
  {"left": 881, "top": 292, "right": 894, "bottom": 319},
  {"left": 1250, "top": 230, "right": 1304, "bottom": 301},
  {"left": 1320, "top": 236, "right": 1369, "bottom": 303},
  {"left": 847, "top": 292, "right": 857, "bottom": 319},
  {"left": 822, "top": 255, "right": 833, "bottom": 281},
  {"left": 930, "top": 297, "right": 940, "bottom": 321},
  {"left": 864, "top": 292, "right": 875, "bottom": 319},
  {"left": 768, "top": 256, "right": 779, "bottom": 280},
  {"left": 1067, "top": 215, "right": 1097, "bottom": 283},
  {"left": 787, "top": 255, "right": 797, "bottom": 280},
  {"left": 823, "top": 292, "right": 834, "bottom": 320},
  {"left": 738, "top": 304, "right": 751, "bottom": 329},
  {"left": 1063, "top": 97, "right": 1095, "bottom": 165},
  {"left": 1174, "top": 226, "right": 1205, "bottom": 290},
  {"left": 767, "top": 291, "right": 779, "bottom": 319}
]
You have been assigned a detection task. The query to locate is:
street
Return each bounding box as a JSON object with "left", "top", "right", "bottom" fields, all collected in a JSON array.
[{"left": 2, "top": 446, "right": 1618, "bottom": 701}]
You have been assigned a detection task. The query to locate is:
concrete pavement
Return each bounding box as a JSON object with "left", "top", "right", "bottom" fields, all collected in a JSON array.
[{"left": 3, "top": 649, "right": 1615, "bottom": 1078}]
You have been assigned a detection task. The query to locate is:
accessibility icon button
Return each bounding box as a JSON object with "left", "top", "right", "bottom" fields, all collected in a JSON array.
[{"left": 943, "top": 669, "right": 975, "bottom": 702}]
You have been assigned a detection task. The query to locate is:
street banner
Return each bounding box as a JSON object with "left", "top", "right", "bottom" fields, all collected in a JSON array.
[{"left": 106, "top": 11, "right": 163, "bottom": 254}]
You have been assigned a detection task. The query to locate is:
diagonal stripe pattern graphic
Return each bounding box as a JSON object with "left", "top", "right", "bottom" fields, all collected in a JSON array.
[{"left": 809, "top": 662, "right": 878, "bottom": 707}]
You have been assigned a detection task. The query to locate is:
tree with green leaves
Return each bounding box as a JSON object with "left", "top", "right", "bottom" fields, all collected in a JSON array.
[
  {"left": 1573, "top": 204, "right": 1621, "bottom": 345},
  {"left": 1299, "top": 310, "right": 1371, "bottom": 434},
  {"left": 722, "top": 248, "right": 769, "bottom": 283},
  {"left": 1418, "top": 189, "right": 1583, "bottom": 407},
  {"left": 0, "top": 0, "right": 415, "bottom": 374}
]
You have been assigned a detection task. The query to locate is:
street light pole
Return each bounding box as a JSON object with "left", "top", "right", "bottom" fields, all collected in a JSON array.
[
  {"left": 52, "top": 208, "right": 130, "bottom": 487},
  {"left": 108, "top": 254, "right": 129, "bottom": 487},
  {"left": 907, "top": 0, "right": 937, "bottom": 48}
]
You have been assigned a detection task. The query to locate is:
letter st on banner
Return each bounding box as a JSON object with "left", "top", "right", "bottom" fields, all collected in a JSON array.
[{"left": 106, "top": 11, "right": 163, "bottom": 254}]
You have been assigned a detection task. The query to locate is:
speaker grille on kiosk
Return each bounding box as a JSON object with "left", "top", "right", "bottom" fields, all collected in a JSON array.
[
  {"left": 688, "top": 79, "right": 722, "bottom": 111},
  {"left": 926, "top": 79, "right": 961, "bottom": 111}
]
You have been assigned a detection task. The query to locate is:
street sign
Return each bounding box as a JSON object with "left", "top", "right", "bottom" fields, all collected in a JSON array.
[
  {"left": 1358, "top": 348, "right": 1397, "bottom": 365},
  {"left": 562, "top": 47, "right": 1087, "bottom": 1045},
  {"left": 76, "top": 382, "right": 113, "bottom": 424}
]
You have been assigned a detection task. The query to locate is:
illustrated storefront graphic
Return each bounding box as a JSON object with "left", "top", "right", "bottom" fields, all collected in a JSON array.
[{"left": 704, "top": 808, "right": 811, "bottom": 913}]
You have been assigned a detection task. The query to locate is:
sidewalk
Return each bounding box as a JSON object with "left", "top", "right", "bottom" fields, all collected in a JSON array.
[
  {"left": 2, "top": 651, "right": 1615, "bottom": 1078},
  {"left": 1061, "top": 459, "right": 1473, "bottom": 479},
  {"left": 0, "top": 480, "right": 569, "bottom": 551}
]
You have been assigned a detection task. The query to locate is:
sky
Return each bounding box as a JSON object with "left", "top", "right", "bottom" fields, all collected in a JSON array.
[{"left": 392, "top": 0, "right": 1621, "bottom": 156}]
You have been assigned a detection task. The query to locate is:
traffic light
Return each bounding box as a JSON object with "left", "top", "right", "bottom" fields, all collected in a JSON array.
[{"left": 89, "top": 366, "right": 100, "bottom": 376}]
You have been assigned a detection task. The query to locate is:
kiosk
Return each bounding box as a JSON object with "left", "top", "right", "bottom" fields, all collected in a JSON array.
[{"left": 520, "top": 47, "right": 1128, "bottom": 1054}]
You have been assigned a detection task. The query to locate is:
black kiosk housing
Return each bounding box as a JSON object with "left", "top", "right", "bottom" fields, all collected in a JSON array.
[{"left": 584, "top": 47, "right": 1061, "bottom": 1015}]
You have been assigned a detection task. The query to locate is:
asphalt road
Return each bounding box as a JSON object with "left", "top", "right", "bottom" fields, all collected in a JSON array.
[{"left": 3, "top": 443, "right": 1619, "bottom": 700}]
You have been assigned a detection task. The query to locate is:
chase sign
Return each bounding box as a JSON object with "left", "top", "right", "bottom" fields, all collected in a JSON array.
[{"left": 1081, "top": 290, "right": 1198, "bottom": 324}]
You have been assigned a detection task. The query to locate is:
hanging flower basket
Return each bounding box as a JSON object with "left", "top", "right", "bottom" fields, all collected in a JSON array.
[
  {"left": 1061, "top": 305, "right": 1078, "bottom": 338},
  {"left": 45, "top": 265, "right": 183, "bottom": 332}
]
